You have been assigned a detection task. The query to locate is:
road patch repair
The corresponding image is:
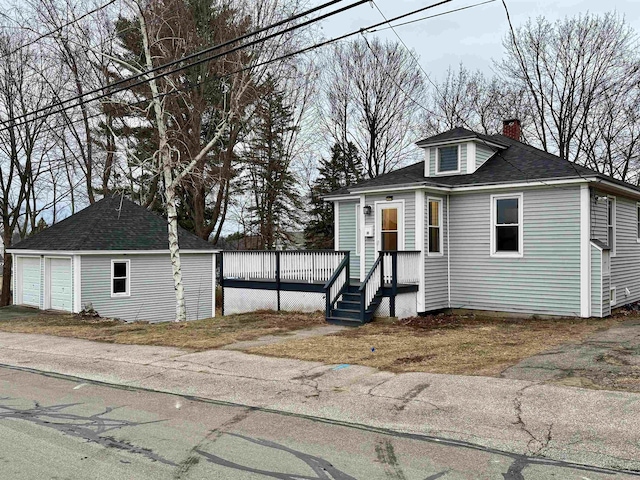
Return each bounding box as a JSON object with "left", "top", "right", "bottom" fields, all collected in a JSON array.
[
  {"left": 503, "top": 317, "right": 640, "bottom": 392},
  {"left": 0, "top": 330, "right": 639, "bottom": 474}
]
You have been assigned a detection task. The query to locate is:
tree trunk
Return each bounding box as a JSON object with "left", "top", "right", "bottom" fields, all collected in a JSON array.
[{"left": 1, "top": 229, "right": 13, "bottom": 307}]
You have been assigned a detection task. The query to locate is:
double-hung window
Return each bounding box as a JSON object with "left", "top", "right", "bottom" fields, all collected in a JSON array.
[
  {"left": 436, "top": 145, "right": 460, "bottom": 174},
  {"left": 607, "top": 197, "right": 616, "bottom": 256},
  {"left": 111, "top": 260, "right": 130, "bottom": 297},
  {"left": 491, "top": 194, "right": 523, "bottom": 257},
  {"left": 427, "top": 198, "right": 442, "bottom": 255}
]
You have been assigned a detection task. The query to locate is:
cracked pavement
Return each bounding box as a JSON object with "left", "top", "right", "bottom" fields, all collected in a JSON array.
[{"left": 0, "top": 330, "right": 639, "bottom": 474}]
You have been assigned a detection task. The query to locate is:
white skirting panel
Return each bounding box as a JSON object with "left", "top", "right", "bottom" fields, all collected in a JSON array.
[
  {"left": 223, "top": 287, "right": 324, "bottom": 315},
  {"left": 374, "top": 292, "right": 417, "bottom": 319}
]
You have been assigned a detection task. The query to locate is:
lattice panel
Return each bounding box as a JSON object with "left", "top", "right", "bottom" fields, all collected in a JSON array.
[
  {"left": 224, "top": 288, "right": 277, "bottom": 314},
  {"left": 279, "top": 291, "right": 325, "bottom": 313},
  {"left": 395, "top": 292, "right": 418, "bottom": 319},
  {"left": 375, "top": 298, "right": 390, "bottom": 317}
]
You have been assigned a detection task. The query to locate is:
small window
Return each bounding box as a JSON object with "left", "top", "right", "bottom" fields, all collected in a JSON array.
[
  {"left": 111, "top": 260, "right": 130, "bottom": 297},
  {"left": 428, "top": 198, "right": 442, "bottom": 255},
  {"left": 607, "top": 197, "right": 616, "bottom": 256},
  {"left": 437, "top": 146, "right": 459, "bottom": 173},
  {"left": 610, "top": 287, "right": 616, "bottom": 306},
  {"left": 491, "top": 194, "right": 522, "bottom": 256}
]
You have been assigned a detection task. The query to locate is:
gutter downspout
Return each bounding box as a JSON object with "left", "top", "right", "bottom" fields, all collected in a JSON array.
[{"left": 447, "top": 194, "right": 451, "bottom": 308}]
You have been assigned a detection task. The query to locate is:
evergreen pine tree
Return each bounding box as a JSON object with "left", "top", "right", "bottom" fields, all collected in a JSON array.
[{"left": 304, "top": 142, "right": 362, "bottom": 249}]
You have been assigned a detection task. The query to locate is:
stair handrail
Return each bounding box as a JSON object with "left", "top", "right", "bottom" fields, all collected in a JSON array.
[
  {"left": 358, "top": 254, "right": 384, "bottom": 322},
  {"left": 323, "top": 253, "right": 350, "bottom": 317}
]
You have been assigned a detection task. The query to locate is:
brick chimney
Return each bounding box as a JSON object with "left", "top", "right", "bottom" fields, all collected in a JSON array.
[{"left": 502, "top": 118, "right": 521, "bottom": 141}]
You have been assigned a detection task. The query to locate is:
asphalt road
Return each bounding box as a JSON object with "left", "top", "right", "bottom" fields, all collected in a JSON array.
[{"left": 0, "top": 366, "right": 637, "bottom": 479}]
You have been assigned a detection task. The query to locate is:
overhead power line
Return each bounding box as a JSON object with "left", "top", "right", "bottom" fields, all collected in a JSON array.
[
  {"left": 2, "top": 0, "right": 473, "bottom": 138},
  {"left": 0, "top": 0, "right": 117, "bottom": 60},
  {"left": 0, "top": 0, "right": 350, "bottom": 128}
]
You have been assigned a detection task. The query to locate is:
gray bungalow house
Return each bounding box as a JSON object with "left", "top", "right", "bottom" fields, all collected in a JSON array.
[
  {"left": 8, "top": 196, "right": 217, "bottom": 322},
  {"left": 323, "top": 119, "right": 640, "bottom": 320}
]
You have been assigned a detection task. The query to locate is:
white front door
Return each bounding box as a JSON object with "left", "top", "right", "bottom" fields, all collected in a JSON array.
[
  {"left": 375, "top": 201, "right": 404, "bottom": 252},
  {"left": 21, "top": 257, "right": 41, "bottom": 308},
  {"left": 49, "top": 258, "right": 72, "bottom": 311}
]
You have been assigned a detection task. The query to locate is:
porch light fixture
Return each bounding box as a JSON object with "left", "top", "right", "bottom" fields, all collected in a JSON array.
[
  {"left": 363, "top": 205, "right": 372, "bottom": 215},
  {"left": 385, "top": 195, "right": 393, "bottom": 201}
]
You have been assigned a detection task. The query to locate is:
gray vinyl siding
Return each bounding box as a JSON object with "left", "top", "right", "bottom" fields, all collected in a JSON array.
[
  {"left": 428, "top": 144, "right": 467, "bottom": 176},
  {"left": 607, "top": 195, "right": 640, "bottom": 308},
  {"left": 603, "top": 273, "right": 611, "bottom": 316},
  {"left": 81, "top": 253, "right": 213, "bottom": 322},
  {"left": 591, "top": 244, "right": 602, "bottom": 317},
  {"left": 591, "top": 190, "right": 640, "bottom": 309},
  {"left": 475, "top": 144, "right": 494, "bottom": 169},
  {"left": 338, "top": 200, "right": 360, "bottom": 278},
  {"left": 363, "top": 192, "right": 415, "bottom": 272},
  {"left": 590, "top": 192, "right": 608, "bottom": 243},
  {"left": 424, "top": 194, "right": 448, "bottom": 311},
  {"left": 449, "top": 186, "right": 582, "bottom": 316}
]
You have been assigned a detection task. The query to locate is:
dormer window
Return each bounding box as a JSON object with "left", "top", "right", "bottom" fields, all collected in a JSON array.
[{"left": 436, "top": 145, "right": 460, "bottom": 174}]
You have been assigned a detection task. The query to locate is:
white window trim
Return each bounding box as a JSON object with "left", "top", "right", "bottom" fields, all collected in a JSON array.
[
  {"left": 111, "top": 259, "right": 131, "bottom": 298},
  {"left": 607, "top": 196, "right": 616, "bottom": 257},
  {"left": 610, "top": 286, "right": 617, "bottom": 306},
  {"left": 426, "top": 197, "right": 444, "bottom": 257},
  {"left": 490, "top": 193, "right": 524, "bottom": 258},
  {"left": 374, "top": 200, "right": 405, "bottom": 252},
  {"left": 636, "top": 202, "right": 640, "bottom": 243},
  {"left": 435, "top": 145, "right": 461, "bottom": 175},
  {"left": 355, "top": 203, "right": 361, "bottom": 256}
]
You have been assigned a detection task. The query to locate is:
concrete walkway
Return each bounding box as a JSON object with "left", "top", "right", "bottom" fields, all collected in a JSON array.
[{"left": 0, "top": 331, "right": 638, "bottom": 472}]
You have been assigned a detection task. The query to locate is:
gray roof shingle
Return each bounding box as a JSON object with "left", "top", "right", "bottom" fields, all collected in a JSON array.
[
  {"left": 326, "top": 129, "right": 640, "bottom": 196},
  {"left": 11, "top": 195, "right": 217, "bottom": 251}
]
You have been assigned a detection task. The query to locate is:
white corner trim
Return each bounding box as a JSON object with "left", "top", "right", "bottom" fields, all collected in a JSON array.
[
  {"left": 73, "top": 255, "right": 81, "bottom": 313},
  {"left": 447, "top": 195, "right": 451, "bottom": 308},
  {"left": 580, "top": 184, "right": 591, "bottom": 317},
  {"left": 212, "top": 253, "right": 216, "bottom": 318},
  {"left": 360, "top": 194, "right": 366, "bottom": 281},
  {"left": 489, "top": 192, "right": 524, "bottom": 258},
  {"left": 355, "top": 202, "right": 361, "bottom": 256},
  {"left": 424, "top": 148, "right": 431, "bottom": 178},
  {"left": 608, "top": 196, "right": 616, "bottom": 257},
  {"left": 415, "top": 190, "right": 425, "bottom": 312},
  {"left": 334, "top": 201, "right": 340, "bottom": 251},
  {"left": 467, "top": 141, "right": 476, "bottom": 174}
]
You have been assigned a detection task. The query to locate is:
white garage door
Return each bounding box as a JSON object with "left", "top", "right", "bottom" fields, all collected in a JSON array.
[
  {"left": 21, "top": 257, "right": 41, "bottom": 308},
  {"left": 49, "top": 258, "right": 72, "bottom": 312}
]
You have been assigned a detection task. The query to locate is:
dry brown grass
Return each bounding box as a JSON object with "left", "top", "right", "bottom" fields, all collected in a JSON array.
[
  {"left": 247, "top": 313, "right": 625, "bottom": 376},
  {"left": 0, "top": 310, "right": 325, "bottom": 351}
]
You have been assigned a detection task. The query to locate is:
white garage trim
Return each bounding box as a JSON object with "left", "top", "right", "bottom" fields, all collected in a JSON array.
[{"left": 73, "top": 255, "right": 81, "bottom": 313}]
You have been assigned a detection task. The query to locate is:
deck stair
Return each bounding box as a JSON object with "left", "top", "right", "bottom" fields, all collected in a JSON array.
[{"left": 326, "top": 283, "right": 383, "bottom": 326}]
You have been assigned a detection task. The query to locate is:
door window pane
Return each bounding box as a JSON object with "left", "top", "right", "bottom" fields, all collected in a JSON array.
[
  {"left": 381, "top": 232, "right": 398, "bottom": 251},
  {"left": 381, "top": 208, "right": 397, "bottom": 231}
]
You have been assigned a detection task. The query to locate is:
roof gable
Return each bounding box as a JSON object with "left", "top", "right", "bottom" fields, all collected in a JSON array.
[{"left": 11, "top": 196, "right": 216, "bottom": 251}]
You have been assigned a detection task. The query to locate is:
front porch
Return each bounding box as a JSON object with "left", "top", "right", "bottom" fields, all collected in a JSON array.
[{"left": 219, "top": 250, "right": 420, "bottom": 324}]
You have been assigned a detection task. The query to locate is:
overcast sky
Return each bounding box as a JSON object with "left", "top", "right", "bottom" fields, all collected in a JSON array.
[{"left": 320, "top": 0, "right": 640, "bottom": 81}]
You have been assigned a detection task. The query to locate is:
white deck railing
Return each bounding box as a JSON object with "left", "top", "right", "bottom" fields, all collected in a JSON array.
[
  {"left": 382, "top": 251, "right": 421, "bottom": 284},
  {"left": 222, "top": 250, "right": 347, "bottom": 283}
]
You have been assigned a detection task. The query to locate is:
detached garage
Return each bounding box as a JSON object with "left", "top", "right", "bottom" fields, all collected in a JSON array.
[{"left": 8, "top": 196, "right": 218, "bottom": 322}]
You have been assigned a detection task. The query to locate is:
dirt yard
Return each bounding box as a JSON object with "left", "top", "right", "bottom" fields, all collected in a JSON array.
[
  {"left": 0, "top": 307, "right": 326, "bottom": 351},
  {"left": 246, "top": 313, "right": 627, "bottom": 377}
]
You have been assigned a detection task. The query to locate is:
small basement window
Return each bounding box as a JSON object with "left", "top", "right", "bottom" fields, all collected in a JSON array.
[
  {"left": 437, "top": 145, "right": 460, "bottom": 173},
  {"left": 111, "top": 260, "right": 130, "bottom": 297},
  {"left": 610, "top": 287, "right": 616, "bottom": 306}
]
